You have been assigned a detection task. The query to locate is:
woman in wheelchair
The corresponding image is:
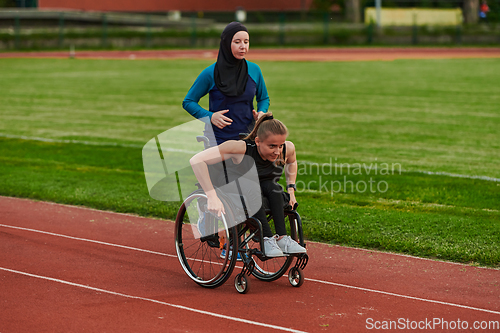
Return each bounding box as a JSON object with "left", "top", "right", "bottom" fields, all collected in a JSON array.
[{"left": 190, "top": 113, "right": 306, "bottom": 258}]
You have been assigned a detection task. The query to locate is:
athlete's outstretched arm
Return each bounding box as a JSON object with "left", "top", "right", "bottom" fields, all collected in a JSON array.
[{"left": 189, "top": 141, "right": 246, "bottom": 216}]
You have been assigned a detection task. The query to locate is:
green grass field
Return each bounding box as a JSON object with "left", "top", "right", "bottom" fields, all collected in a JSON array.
[{"left": 1, "top": 57, "right": 499, "bottom": 266}]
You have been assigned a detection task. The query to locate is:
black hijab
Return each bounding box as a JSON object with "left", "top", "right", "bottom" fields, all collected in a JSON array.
[{"left": 214, "top": 22, "right": 248, "bottom": 97}]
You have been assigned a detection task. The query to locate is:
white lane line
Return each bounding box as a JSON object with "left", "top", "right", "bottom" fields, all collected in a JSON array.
[
  {"left": 0, "top": 223, "right": 176, "bottom": 258},
  {"left": 2, "top": 223, "right": 499, "bottom": 316},
  {"left": 305, "top": 278, "right": 500, "bottom": 316},
  {"left": 0, "top": 267, "right": 307, "bottom": 333},
  {"left": 0, "top": 223, "right": 223, "bottom": 267},
  {"left": 3, "top": 195, "right": 498, "bottom": 271}
]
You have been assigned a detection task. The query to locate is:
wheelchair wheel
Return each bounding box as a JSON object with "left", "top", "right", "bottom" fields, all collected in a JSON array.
[
  {"left": 288, "top": 267, "right": 304, "bottom": 287},
  {"left": 175, "top": 190, "right": 238, "bottom": 288},
  {"left": 241, "top": 215, "right": 295, "bottom": 282},
  {"left": 234, "top": 273, "right": 250, "bottom": 294},
  {"left": 243, "top": 237, "right": 293, "bottom": 282}
]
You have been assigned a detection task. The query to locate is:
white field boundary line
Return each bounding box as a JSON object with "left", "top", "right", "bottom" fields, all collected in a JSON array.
[
  {"left": 0, "top": 133, "right": 144, "bottom": 149},
  {"left": 2, "top": 133, "right": 499, "bottom": 183},
  {"left": 0, "top": 267, "right": 307, "bottom": 333},
  {"left": 298, "top": 159, "right": 500, "bottom": 183},
  {"left": 0, "top": 195, "right": 172, "bottom": 223},
  {"left": 5, "top": 221, "right": 476, "bottom": 274},
  {"left": 0, "top": 133, "right": 197, "bottom": 154},
  {"left": 1, "top": 223, "right": 499, "bottom": 316}
]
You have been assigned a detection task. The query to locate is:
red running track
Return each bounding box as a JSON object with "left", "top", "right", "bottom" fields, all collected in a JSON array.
[{"left": 1, "top": 196, "right": 499, "bottom": 332}]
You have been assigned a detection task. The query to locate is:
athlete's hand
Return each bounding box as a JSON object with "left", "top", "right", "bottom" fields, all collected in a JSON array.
[
  {"left": 211, "top": 110, "right": 233, "bottom": 129},
  {"left": 252, "top": 110, "right": 264, "bottom": 121},
  {"left": 288, "top": 191, "right": 298, "bottom": 210},
  {"left": 207, "top": 195, "right": 225, "bottom": 217}
]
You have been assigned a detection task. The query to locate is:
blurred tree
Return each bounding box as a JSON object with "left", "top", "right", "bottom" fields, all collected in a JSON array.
[
  {"left": 464, "top": 0, "right": 479, "bottom": 23},
  {"left": 345, "top": 0, "right": 361, "bottom": 22},
  {"left": 312, "top": 0, "right": 331, "bottom": 10},
  {"left": 420, "top": 0, "right": 433, "bottom": 7},
  {"left": 0, "top": 0, "right": 16, "bottom": 7}
]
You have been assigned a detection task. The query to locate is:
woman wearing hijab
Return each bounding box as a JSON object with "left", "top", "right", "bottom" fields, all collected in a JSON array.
[{"left": 183, "top": 22, "right": 270, "bottom": 146}]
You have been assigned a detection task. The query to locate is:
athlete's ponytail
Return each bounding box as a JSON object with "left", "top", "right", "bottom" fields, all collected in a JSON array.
[{"left": 244, "top": 112, "right": 288, "bottom": 165}]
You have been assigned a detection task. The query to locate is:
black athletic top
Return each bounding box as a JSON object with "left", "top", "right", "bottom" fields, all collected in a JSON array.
[
  {"left": 212, "top": 139, "right": 286, "bottom": 187},
  {"left": 243, "top": 139, "right": 286, "bottom": 183}
]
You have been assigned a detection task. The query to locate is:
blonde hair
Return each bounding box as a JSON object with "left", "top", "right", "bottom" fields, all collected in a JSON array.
[{"left": 244, "top": 113, "right": 288, "bottom": 165}]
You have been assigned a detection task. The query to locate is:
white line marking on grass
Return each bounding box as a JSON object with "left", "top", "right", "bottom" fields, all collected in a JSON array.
[
  {"left": 2, "top": 223, "right": 499, "bottom": 316},
  {"left": 304, "top": 277, "right": 500, "bottom": 316},
  {"left": 299, "top": 159, "right": 500, "bottom": 182},
  {"left": 2, "top": 133, "right": 499, "bottom": 182},
  {"left": 0, "top": 133, "right": 197, "bottom": 154},
  {"left": 0, "top": 133, "right": 143, "bottom": 149},
  {"left": 0, "top": 267, "right": 307, "bottom": 333},
  {"left": 412, "top": 170, "right": 500, "bottom": 182}
]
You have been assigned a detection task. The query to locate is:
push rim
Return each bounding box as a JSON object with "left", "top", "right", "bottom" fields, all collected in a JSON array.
[{"left": 175, "top": 191, "right": 238, "bottom": 288}]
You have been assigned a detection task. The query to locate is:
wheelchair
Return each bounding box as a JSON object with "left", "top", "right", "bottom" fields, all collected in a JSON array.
[
  {"left": 174, "top": 136, "right": 309, "bottom": 294},
  {"left": 174, "top": 188, "right": 308, "bottom": 294}
]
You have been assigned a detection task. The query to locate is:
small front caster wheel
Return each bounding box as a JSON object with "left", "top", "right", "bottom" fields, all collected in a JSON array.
[
  {"left": 288, "top": 267, "right": 304, "bottom": 287},
  {"left": 235, "top": 274, "right": 250, "bottom": 294}
]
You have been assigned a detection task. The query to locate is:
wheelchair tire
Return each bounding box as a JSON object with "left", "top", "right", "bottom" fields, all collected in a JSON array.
[
  {"left": 234, "top": 273, "right": 250, "bottom": 294},
  {"left": 251, "top": 255, "right": 293, "bottom": 282},
  {"left": 288, "top": 267, "right": 304, "bottom": 287},
  {"left": 175, "top": 190, "right": 238, "bottom": 288},
  {"left": 241, "top": 213, "right": 296, "bottom": 282}
]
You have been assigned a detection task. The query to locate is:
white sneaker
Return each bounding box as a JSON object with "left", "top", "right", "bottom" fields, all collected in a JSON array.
[
  {"left": 263, "top": 235, "right": 284, "bottom": 257},
  {"left": 277, "top": 235, "right": 306, "bottom": 254}
]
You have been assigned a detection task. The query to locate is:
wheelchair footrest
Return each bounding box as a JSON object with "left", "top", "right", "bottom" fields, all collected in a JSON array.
[
  {"left": 240, "top": 255, "right": 255, "bottom": 276},
  {"left": 294, "top": 253, "right": 309, "bottom": 270}
]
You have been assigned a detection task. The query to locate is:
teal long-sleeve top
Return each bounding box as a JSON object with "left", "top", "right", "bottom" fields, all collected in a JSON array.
[{"left": 182, "top": 61, "right": 270, "bottom": 144}]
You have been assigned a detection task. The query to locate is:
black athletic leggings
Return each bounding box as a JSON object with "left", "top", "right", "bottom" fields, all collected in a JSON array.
[{"left": 252, "top": 180, "right": 287, "bottom": 238}]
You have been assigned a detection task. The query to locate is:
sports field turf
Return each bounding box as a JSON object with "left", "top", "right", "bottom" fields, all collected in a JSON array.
[{"left": 1, "top": 57, "right": 499, "bottom": 266}]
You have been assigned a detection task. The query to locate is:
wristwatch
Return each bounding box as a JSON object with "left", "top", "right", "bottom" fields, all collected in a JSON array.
[{"left": 287, "top": 184, "right": 297, "bottom": 191}]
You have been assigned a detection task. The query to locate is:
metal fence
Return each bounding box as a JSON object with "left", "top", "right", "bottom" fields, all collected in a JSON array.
[{"left": 0, "top": 8, "right": 498, "bottom": 50}]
